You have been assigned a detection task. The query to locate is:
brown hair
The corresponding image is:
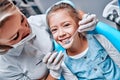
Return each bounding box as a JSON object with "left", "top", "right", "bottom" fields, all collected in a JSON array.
[
  {"left": 0, "top": 0, "right": 19, "bottom": 27},
  {"left": 46, "top": 3, "right": 81, "bottom": 26}
]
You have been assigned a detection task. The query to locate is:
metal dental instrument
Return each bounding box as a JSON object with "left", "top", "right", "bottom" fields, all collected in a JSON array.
[
  {"left": 65, "top": 14, "right": 90, "bottom": 44},
  {"left": 65, "top": 28, "right": 79, "bottom": 44}
]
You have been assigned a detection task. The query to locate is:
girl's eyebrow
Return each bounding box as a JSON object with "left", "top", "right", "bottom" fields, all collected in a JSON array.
[{"left": 50, "top": 25, "right": 57, "bottom": 29}]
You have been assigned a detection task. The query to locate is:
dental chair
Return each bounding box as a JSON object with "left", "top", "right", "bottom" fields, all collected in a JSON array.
[{"left": 95, "top": 21, "right": 120, "bottom": 52}]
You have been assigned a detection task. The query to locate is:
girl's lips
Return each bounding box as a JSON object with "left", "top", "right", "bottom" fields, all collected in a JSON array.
[{"left": 59, "top": 38, "right": 70, "bottom": 44}]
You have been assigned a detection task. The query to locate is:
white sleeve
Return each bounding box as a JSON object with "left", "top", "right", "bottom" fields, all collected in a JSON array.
[
  {"left": 61, "top": 62, "right": 78, "bottom": 80},
  {"left": 0, "top": 64, "right": 31, "bottom": 80},
  {"left": 0, "top": 56, "right": 32, "bottom": 80}
]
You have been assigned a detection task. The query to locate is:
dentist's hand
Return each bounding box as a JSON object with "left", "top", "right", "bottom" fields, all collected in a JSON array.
[
  {"left": 78, "top": 14, "right": 98, "bottom": 32},
  {"left": 43, "top": 51, "right": 64, "bottom": 79}
]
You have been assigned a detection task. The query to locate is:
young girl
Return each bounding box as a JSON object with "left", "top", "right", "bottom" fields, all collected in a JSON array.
[{"left": 46, "top": 1, "right": 120, "bottom": 80}]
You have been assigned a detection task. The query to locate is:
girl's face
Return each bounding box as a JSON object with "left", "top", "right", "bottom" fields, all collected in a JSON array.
[{"left": 48, "top": 10, "right": 79, "bottom": 49}]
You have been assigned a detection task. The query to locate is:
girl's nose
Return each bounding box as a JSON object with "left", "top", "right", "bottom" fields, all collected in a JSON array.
[{"left": 58, "top": 28, "right": 66, "bottom": 38}]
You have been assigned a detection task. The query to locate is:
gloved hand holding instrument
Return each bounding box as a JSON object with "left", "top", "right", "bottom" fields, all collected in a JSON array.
[
  {"left": 43, "top": 51, "right": 64, "bottom": 79},
  {"left": 65, "top": 13, "right": 98, "bottom": 44},
  {"left": 79, "top": 13, "right": 120, "bottom": 52},
  {"left": 66, "top": 13, "right": 120, "bottom": 52}
]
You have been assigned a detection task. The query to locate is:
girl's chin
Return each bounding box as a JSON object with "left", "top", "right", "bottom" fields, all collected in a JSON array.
[{"left": 62, "top": 44, "right": 71, "bottom": 49}]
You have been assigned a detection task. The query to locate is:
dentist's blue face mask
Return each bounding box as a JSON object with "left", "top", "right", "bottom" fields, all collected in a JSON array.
[{"left": 0, "top": 33, "right": 35, "bottom": 55}]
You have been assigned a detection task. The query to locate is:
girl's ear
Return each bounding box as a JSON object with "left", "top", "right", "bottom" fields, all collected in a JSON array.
[{"left": 78, "top": 10, "right": 85, "bottom": 20}]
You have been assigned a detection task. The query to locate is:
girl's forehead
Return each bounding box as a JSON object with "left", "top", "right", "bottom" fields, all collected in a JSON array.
[{"left": 50, "top": 9, "right": 71, "bottom": 18}]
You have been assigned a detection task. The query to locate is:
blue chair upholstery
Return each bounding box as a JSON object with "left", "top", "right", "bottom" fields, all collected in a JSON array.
[{"left": 95, "top": 22, "right": 120, "bottom": 52}]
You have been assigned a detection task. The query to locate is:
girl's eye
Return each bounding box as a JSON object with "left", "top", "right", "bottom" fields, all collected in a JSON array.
[
  {"left": 64, "top": 23, "right": 70, "bottom": 27},
  {"left": 51, "top": 28, "right": 58, "bottom": 33}
]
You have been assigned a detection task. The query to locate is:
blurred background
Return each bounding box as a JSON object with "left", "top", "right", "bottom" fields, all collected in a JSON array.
[
  {"left": 12, "top": 0, "right": 119, "bottom": 29},
  {"left": 12, "top": 0, "right": 116, "bottom": 26}
]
